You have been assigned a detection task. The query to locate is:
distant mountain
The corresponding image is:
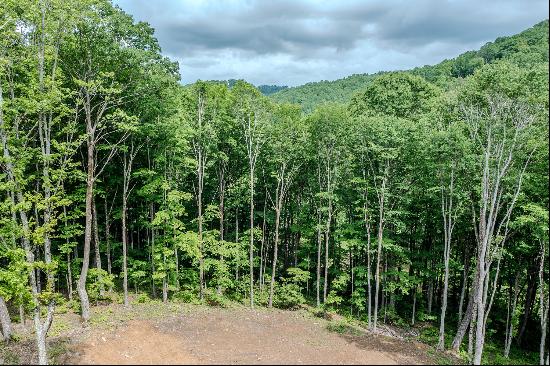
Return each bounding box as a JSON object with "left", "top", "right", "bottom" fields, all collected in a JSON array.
[
  {"left": 257, "top": 85, "right": 288, "bottom": 95},
  {"left": 271, "top": 19, "right": 549, "bottom": 112},
  {"left": 189, "top": 79, "right": 287, "bottom": 96},
  {"left": 270, "top": 73, "right": 382, "bottom": 113}
]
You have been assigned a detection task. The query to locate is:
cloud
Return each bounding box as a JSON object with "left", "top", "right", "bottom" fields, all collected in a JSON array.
[{"left": 113, "top": 0, "right": 548, "bottom": 86}]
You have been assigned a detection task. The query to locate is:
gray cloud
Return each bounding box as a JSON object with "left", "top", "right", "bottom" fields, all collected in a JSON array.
[{"left": 113, "top": 0, "right": 548, "bottom": 86}]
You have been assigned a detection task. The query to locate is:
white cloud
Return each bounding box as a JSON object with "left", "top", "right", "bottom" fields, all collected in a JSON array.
[{"left": 113, "top": 0, "right": 548, "bottom": 86}]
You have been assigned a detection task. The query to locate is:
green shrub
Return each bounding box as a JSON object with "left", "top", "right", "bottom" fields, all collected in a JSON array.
[
  {"left": 417, "top": 311, "right": 437, "bottom": 322},
  {"left": 204, "top": 289, "right": 229, "bottom": 307},
  {"left": 104, "top": 291, "right": 123, "bottom": 304},
  {"left": 326, "top": 320, "right": 362, "bottom": 335},
  {"left": 273, "top": 283, "right": 305, "bottom": 309},
  {"left": 86, "top": 268, "right": 115, "bottom": 302},
  {"left": 172, "top": 289, "right": 200, "bottom": 304},
  {"left": 253, "top": 287, "right": 269, "bottom": 307},
  {"left": 136, "top": 293, "right": 151, "bottom": 303}
]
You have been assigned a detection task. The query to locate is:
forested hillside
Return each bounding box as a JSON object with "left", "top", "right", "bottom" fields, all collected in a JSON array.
[
  {"left": 199, "top": 79, "right": 288, "bottom": 96},
  {"left": 0, "top": 1, "right": 548, "bottom": 365},
  {"left": 272, "top": 20, "right": 549, "bottom": 112}
]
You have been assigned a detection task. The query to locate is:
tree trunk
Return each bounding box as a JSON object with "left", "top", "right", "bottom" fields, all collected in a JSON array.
[
  {"left": 539, "top": 241, "right": 549, "bottom": 366},
  {"left": 93, "top": 200, "right": 104, "bottom": 297},
  {"left": 411, "top": 288, "right": 417, "bottom": 326},
  {"left": 504, "top": 273, "right": 519, "bottom": 358},
  {"left": 452, "top": 277, "right": 476, "bottom": 351},
  {"left": 77, "top": 123, "right": 94, "bottom": 323},
  {"left": 518, "top": 274, "right": 536, "bottom": 345},
  {"left": 259, "top": 190, "right": 267, "bottom": 291},
  {"left": 0, "top": 296, "right": 12, "bottom": 341},
  {"left": 323, "top": 199, "right": 332, "bottom": 303},
  {"left": 316, "top": 210, "right": 322, "bottom": 307},
  {"left": 198, "top": 171, "right": 204, "bottom": 300},
  {"left": 150, "top": 204, "right": 156, "bottom": 298},
  {"left": 268, "top": 183, "right": 283, "bottom": 307},
  {"left": 366, "top": 222, "right": 372, "bottom": 329},
  {"left": 427, "top": 278, "right": 434, "bottom": 315},
  {"left": 458, "top": 247, "right": 470, "bottom": 325},
  {"left": 473, "top": 256, "right": 486, "bottom": 365},
  {"left": 249, "top": 165, "right": 255, "bottom": 307},
  {"left": 373, "top": 178, "right": 386, "bottom": 331},
  {"left": 162, "top": 250, "right": 168, "bottom": 303},
  {"left": 67, "top": 252, "right": 73, "bottom": 301},
  {"left": 122, "top": 197, "right": 129, "bottom": 306},
  {"left": 438, "top": 172, "right": 455, "bottom": 350}
]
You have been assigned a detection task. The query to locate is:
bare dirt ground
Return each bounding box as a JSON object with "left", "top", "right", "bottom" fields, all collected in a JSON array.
[{"left": 1, "top": 302, "right": 455, "bottom": 365}]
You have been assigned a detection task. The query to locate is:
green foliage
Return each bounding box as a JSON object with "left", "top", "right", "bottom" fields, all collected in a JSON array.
[
  {"left": 350, "top": 72, "right": 440, "bottom": 120},
  {"left": 0, "top": 248, "right": 30, "bottom": 305},
  {"left": 86, "top": 268, "right": 115, "bottom": 302},
  {"left": 326, "top": 320, "right": 362, "bottom": 336},
  {"left": 272, "top": 73, "right": 380, "bottom": 113},
  {"left": 136, "top": 293, "right": 151, "bottom": 304},
  {"left": 203, "top": 288, "right": 230, "bottom": 308},
  {"left": 271, "top": 267, "right": 310, "bottom": 309},
  {"left": 172, "top": 289, "right": 200, "bottom": 304},
  {"left": 272, "top": 283, "right": 305, "bottom": 309}
]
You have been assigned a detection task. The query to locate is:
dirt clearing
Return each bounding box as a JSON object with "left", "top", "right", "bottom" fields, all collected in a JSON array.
[
  {"left": 3, "top": 302, "right": 454, "bottom": 364},
  {"left": 62, "top": 305, "right": 435, "bottom": 364}
]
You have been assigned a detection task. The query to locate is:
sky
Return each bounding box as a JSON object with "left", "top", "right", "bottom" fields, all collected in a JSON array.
[{"left": 113, "top": 0, "right": 548, "bottom": 87}]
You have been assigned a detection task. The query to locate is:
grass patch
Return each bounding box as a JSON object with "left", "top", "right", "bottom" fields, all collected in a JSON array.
[
  {"left": 481, "top": 342, "right": 538, "bottom": 365},
  {"left": 0, "top": 347, "right": 20, "bottom": 365},
  {"left": 50, "top": 318, "right": 71, "bottom": 337},
  {"left": 326, "top": 320, "right": 363, "bottom": 336},
  {"left": 49, "top": 339, "right": 70, "bottom": 364}
]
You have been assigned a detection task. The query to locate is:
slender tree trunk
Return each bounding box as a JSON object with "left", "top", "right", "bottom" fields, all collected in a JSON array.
[
  {"left": 539, "top": 241, "right": 549, "bottom": 365},
  {"left": 235, "top": 208, "right": 239, "bottom": 281},
  {"left": 93, "top": 200, "right": 104, "bottom": 297},
  {"left": 198, "top": 169, "right": 204, "bottom": 300},
  {"left": 122, "top": 196, "right": 128, "bottom": 306},
  {"left": 373, "top": 176, "right": 386, "bottom": 332},
  {"left": 105, "top": 199, "right": 113, "bottom": 291},
  {"left": 428, "top": 278, "right": 434, "bottom": 315},
  {"left": 67, "top": 252, "right": 73, "bottom": 301},
  {"left": 174, "top": 233, "right": 180, "bottom": 290},
  {"left": 121, "top": 144, "right": 138, "bottom": 306},
  {"left": 504, "top": 273, "right": 519, "bottom": 358},
  {"left": 162, "top": 250, "right": 168, "bottom": 303},
  {"left": 0, "top": 296, "right": 12, "bottom": 341},
  {"left": 259, "top": 189, "right": 267, "bottom": 291},
  {"left": 150, "top": 203, "right": 156, "bottom": 298},
  {"left": 473, "top": 253, "right": 487, "bottom": 365},
  {"left": 452, "top": 274, "right": 476, "bottom": 351},
  {"left": 316, "top": 210, "right": 322, "bottom": 307},
  {"left": 468, "top": 306, "right": 477, "bottom": 362},
  {"left": 104, "top": 198, "right": 112, "bottom": 276},
  {"left": 323, "top": 198, "right": 332, "bottom": 303},
  {"left": 219, "top": 166, "right": 225, "bottom": 242},
  {"left": 77, "top": 123, "right": 94, "bottom": 323},
  {"left": 269, "top": 178, "right": 284, "bottom": 307},
  {"left": 412, "top": 287, "right": 417, "bottom": 325},
  {"left": 438, "top": 169, "right": 455, "bottom": 350},
  {"left": 366, "top": 222, "right": 372, "bottom": 329},
  {"left": 458, "top": 247, "right": 470, "bottom": 325},
  {"left": 249, "top": 165, "right": 255, "bottom": 307},
  {"left": 518, "top": 276, "right": 535, "bottom": 345}
]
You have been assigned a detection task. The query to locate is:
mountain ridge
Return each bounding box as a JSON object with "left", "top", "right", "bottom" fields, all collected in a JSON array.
[{"left": 270, "top": 19, "right": 549, "bottom": 112}]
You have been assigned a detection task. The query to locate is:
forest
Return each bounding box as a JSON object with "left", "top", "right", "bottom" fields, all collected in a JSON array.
[{"left": 0, "top": 1, "right": 548, "bottom": 365}]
